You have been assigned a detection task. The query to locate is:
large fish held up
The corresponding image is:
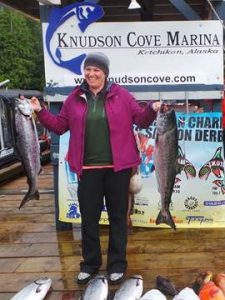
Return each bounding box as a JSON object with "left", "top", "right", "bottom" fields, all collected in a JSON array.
[
  {"left": 154, "top": 105, "right": 179, "bottom": 230},
  {"left": 10, "top": 277, "right": 52, "bottom": 300},
  {"left": 13, "top": 97, "right": 41, "bottom": 209}
]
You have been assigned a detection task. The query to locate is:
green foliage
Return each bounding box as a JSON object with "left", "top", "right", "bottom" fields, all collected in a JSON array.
[{"left": 0, "top": 7, "right": 45, "bottom": 90}]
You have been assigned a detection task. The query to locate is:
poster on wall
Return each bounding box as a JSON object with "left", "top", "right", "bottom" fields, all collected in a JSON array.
[{"left": 58, "top": 111, "right": 225, "bottom": 228}]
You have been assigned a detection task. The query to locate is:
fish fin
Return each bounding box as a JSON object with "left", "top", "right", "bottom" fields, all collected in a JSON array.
[
  {"left": 58, "top": 53, "right": 86, "bottom": 75},
  {"left": 19, "top": 190, "right": 40, "bottom": 209},
  {"left": 156, "top": 210, "right": 176, "bottom": 230}
]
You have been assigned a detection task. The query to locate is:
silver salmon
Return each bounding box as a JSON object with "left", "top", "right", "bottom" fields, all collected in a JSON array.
[
  {"left": 154, "top": 107, "right": 179, "bottom": 230},
  {"left": 113, "top": 275, "right": 143, "bottom": 300},
  {"left": 81, "top": 275, "right": 108, "bottom": 300},
  {"left": 172, "top": 287, "right": 200, "bottom": 300},
  {"left": 10, "top": 277, "right": 52, "bottom": 300},
  {"left": 140, "top": 289, "right": 167, "bottom": 300},
  {"left": 14, "top": 98, "right": 41, "bottom": 209}
]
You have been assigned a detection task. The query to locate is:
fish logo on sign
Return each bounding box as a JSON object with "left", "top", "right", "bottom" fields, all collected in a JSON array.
[{"left": 45, "top": 1, "right": 104, "bottom": 75}]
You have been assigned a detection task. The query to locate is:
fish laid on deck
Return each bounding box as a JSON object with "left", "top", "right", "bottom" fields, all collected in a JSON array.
[
  {"left": 156, "top": 274, "right": 178, "bottom": 296},
  {"left": 113, "top": 275, "right": 143, "bottom": 300},
  {"left": 13, "top": 97, "right": 41, "bottom": 209},
  {"left": 10, "top": 277, "right": 52, "bottom": 300},
  {"left": 172, "top": 287, "right": 200, "bottom": 300},
  {"left": 80, "top": 275, "right": 108, "bottom": 300},
  {"left": 140, "top": 288, "right": 167, "bottom": 299},
  {"left": 154, "top": 106, "right": 179, "bottom": 230}
]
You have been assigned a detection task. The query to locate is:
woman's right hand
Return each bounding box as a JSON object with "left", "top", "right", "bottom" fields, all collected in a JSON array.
[{"left": 30, "top": 97, "right": 42, "bottom": 112}]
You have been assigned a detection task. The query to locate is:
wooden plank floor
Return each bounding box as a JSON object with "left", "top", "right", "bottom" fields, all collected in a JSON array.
[{"left": 1, "top": 163, "right": 225, "bottom": 299}]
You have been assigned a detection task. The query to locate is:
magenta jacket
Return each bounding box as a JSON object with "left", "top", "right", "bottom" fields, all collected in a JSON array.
[{"left": 38, "top": 83, "right": 157, "bottom": 175}]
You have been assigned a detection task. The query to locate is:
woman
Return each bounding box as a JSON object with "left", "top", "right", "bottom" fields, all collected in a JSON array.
[{"left": 31, "top": 52, "right": 161, "bottom": 285}]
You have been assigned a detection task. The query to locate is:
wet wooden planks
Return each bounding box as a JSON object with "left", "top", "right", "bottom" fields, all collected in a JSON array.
[{"left": 1, "top": 163, "right": 225, "bottom": 299}]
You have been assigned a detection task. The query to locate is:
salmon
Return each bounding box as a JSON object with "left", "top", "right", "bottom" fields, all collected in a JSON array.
[
  {"left": 113, "top": 275, "right": 143, "bottom": 299},
  {"left": 14, "top": 97, "right": 41, "bottom": 209},
  {"left": 81, "top": 275, "right": 108, "bottom": 300},
  {"left": 154, "top": 107, "right": 179, "bottom": 230},
  {"left": 10, "top": 277, "right": 52, "bottom": 300}
]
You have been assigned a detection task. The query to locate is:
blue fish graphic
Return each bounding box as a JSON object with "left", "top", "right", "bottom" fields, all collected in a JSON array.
[{"left": 46, "top": 1, "right": 104, "bottom": 75}]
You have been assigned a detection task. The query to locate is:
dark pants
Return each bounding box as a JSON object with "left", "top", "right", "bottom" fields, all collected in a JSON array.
[{"left": 78, "top": 168, "right": 131, "bottom": 274}]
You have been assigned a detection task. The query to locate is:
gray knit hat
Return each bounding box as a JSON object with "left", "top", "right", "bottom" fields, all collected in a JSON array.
[{"left": 83, "top": 52, "right": 110, "bottom": 76}]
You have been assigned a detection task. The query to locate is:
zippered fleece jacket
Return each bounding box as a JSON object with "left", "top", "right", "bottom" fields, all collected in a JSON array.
[{"left": 37, "top": 83, "right": 157, "bottom": 176}]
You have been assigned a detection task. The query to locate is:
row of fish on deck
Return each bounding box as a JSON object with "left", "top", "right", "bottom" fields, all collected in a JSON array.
[
  {"left": 10, "top": 271, "right": 225, "bottom": 299},
  {"left": 14, "top": 96, "right": 180, "bottom": 231},
  {"left": 78, "top": 271, "right": 225, "bottom": 300}
]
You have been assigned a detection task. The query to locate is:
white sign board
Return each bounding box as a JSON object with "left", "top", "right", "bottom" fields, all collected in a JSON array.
[{"left": 41, "top": 2, "right": 223, "bottom": 99}]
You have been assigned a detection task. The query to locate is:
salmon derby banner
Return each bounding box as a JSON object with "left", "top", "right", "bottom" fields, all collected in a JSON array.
[
  {"left": 58, "top": 111, "right": 225, "bottom": 228},
  {"left": 41, "top": 2, "right": 223, "bottom": 89}
]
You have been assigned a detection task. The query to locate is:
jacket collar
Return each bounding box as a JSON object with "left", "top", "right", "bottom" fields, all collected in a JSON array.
[
  {"left": 80, "top": 80, "right": 113, "bottom": 94},
  {"left": 72, "top": 80, "right": 116, "bottom": 100}
]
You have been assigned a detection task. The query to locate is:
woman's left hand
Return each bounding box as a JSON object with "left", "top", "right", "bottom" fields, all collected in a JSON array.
[
  {"left": 152, "top": 101, "right": 169, "bottom": 112},
  {"left": 152, "top": 101, "right": 161, "bottom": 112}
]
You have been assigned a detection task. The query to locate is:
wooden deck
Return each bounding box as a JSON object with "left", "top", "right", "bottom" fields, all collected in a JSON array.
[{"left": 1, "top": 163, "right": 225, "bottom": 299}]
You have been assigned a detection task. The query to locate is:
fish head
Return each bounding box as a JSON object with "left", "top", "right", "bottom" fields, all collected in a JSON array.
[
  {"left": 15, "top": 98, "right": 33, "bottom": 117},
  {"left": 140, "top": 289, "right": 167, "bottom": 300},
  {"left": 82, "top": 275, "right": 108, "bottom": 299},
  {"left": 130, "top": 275, "right": 143, "bottom": 288},
  {"left": 94, "top": 274, "right": 108, "bottom": 284},
  {"left": 34, "top": 277, "right": 52, "bottom": 294},
  {"left": 156, "top": 275, "right": 178, "bottom": 296},
  {"left": 156, "top": 109, "right": 177, "bottom": 136}
]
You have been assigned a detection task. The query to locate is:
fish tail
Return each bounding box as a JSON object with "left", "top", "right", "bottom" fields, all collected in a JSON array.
[
  {"left": 156, "top": 210, "right": 176, "bottom": 231},
  {"left": 19, "top": 190, "right": 40, "bottom": 209}
]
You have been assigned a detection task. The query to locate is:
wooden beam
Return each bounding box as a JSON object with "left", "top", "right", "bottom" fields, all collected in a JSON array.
[
  {"left": 169, "top": 0, "right": 202, "bottom": 20},
  {"left": 37, "top": 0, "right": 61, "bottom": 4}
]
